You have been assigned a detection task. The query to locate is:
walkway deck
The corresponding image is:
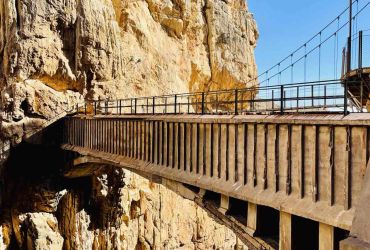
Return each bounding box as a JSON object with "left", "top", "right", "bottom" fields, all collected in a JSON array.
[{"left": 61, "top": 113, "right": 370, "bottom": 231}]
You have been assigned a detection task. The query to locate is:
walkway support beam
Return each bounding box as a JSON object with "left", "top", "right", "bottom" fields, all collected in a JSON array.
[
  {"left": 279, "top": 211, "right": 292, "bottom": 250},
  {"left": 319, "top": 223, "right": 335, "bottom": 250}
]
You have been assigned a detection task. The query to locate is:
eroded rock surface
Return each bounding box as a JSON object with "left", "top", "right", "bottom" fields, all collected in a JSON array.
[
  {"left": 1, "top": 143, "right": 248, "bottom": 249},
  {"left": 0, "top": 0, "right": 258, "bottom": 143},
  {"left": 57, "top": 168, "right": 247, "bottom": 249}
]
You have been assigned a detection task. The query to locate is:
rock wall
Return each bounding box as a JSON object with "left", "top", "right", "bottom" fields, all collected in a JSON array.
[
  {"left": 0, "top": 0, "right": 258, "bottom": 143},
  {"left": 0, "top": 0, "right": 258, "bottom": 249},
  {"left": 58, "top": 168, "right": 247, "bottom": 250},
  {"left": 0, "top": 143, "right": 247, "bottom": 249}
]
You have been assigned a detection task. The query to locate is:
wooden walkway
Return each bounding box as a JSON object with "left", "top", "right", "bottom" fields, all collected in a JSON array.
[{"left": 61, "top": 114, "right": 370, "bottom": 233}]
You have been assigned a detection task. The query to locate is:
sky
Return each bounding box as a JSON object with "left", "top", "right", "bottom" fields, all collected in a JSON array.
[{"left": 248, "top": 0, "right": 370, "bottom": 83}]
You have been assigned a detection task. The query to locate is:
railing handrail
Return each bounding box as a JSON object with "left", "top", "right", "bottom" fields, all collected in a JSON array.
[
  {"left": 91, "top": 79, "right": 344, "bottom": 104},
  {"left": 76, "top": 79, "right": 357, "bottom": 116}
]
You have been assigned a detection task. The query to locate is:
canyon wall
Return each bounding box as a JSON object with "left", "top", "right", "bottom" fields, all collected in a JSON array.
[
  {"left": 0, "top": 0, "right": 258, "bottom": 249},
  {"left": 0, "top": 0, "right": 258, "bottom": 144},
  {"left": 0, "top": 143, "right": 248, "bottom": 249}
]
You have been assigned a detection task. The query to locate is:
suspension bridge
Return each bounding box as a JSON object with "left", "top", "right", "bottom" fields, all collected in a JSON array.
[{"left": 37, "top": 1, "right": 370, "bottom": 250}]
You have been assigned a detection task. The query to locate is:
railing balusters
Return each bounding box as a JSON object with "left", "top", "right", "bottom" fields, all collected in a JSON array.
[
  {"left": 296, "top": 86, "right": 299, "bottom": 112},
  {"left": 165, "top": 97, "right": 168, "bottom": 114},
  {"left": 344, "top": 81, "right": 348, "bottom": 115},
  {"left": 201, "top": 92, "right": 205, "bottom": 115},
  {"left": 70, "top": 81, "right": 352, "bottom": 116},
  {"left": 119, "top": 100, "right": 122, "bottom": 115},
  {"left": 147, "top": 98, "right": 149, "bottom": 114},
  {"left": 187, "top": 96, "right": 190, "bottom": 114},
  {"left": 311, "top": 85, "right": 314, "bottom": 108},
  {"left": 324, "top": 85, "right": 327, "bottom": 109},
  {"left": 358, "top": 30, "right": 363, "bottom": 69},
  {"left": 134, "top": 98, "right": 137, "bottom": 115},
  {"left": 174, "top": 95, "right": 177, "bottom": 114},
  {"left": 280, "top": 85, "right": 284, "bottom": 114},
  {"left": 235, "top": 89, "right": 239, "bottom": 115},
  {"left": 152, "top": 97, "right": 155, "bottom": 115}
]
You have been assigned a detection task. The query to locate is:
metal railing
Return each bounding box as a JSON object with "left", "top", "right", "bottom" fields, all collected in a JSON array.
[
  {"left": 342, "top": 30, "right": 370, "bottom": 75},
  {"left": 76, "top": 80, "right": 355, "bottom": 116}
]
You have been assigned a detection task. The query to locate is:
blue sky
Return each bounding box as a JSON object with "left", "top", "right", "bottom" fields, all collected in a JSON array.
[{"left": 248, "top": 0, "right": 370, "bottom": 83}]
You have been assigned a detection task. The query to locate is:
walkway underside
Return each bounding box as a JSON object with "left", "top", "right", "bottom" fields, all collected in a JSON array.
[{"left": 64, "top": 155, "right": 275, "bottom": 250}]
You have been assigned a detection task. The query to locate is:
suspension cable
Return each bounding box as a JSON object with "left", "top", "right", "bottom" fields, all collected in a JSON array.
[
  {"left": 256, "top": 0, "right": 370, "bottom": 86},
  {"left": 248, "top": 0, "right": 370, "bottom": 85}
]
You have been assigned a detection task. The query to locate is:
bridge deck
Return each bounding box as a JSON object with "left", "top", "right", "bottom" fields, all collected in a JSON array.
[{"left": 62, "top": 113, "right": 370, "bottom": 231}]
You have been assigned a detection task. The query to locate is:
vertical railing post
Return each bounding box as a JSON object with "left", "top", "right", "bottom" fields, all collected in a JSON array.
[
  {"left": 174, "top": 94, "right": 177, "bottom": 114},
  {"left": 347, "top": 0, "right": 353, "bottom": 72},
  {"left": 119, "top": 100, "right": 122, "bottom": 115},
  {"left": 152, "top": 97, "right": 155, "bottom": 115},
  {"left": 134, "top": 98, "right": 137, "bottom": 114},
  {"left": 234, "top": 89, "right": 239, "bottom": 115},
  {"left": 324, "top": 85, "right": 327, "bottom": 109},
  {"left": 272, "top": 90, "right": 275, "bottom": 111},
  {"left": 347, "top": 37, "right": 352, "bottom": 73},
  {"left": 105, "top": 101, "right": 108, "bottom": 114},
  {"left": 344, "top": 81, "right": 348, "bottom": 115},
  {"left": 187, "top": 96, "right": 190, "bottom": 114},
  {"left": 85, "top": 103, "right": 87, "bottom": 115},
  {"left": 361, "top": 80, "right": 364, "bottom": 112},
  {"left": 359, "top": 30, "right": 363, "bottom": 69},
  {"left": 311, "top": 85, "right": 314, "bottom": 108},
  {"left": 130, "top": 99, "right": 133, "bottom": 114},
  {"left": 216, "top": 93, "right": 219, "bottom": 113},
  {"left": 201, "top": 92, "right": 205, "bottom": 115},
  {"left": 342, "top": 47, "right": 347, "bottom": 77},
  {"left": 146, "top": 98, "right": 149, "bottom": 114},
  {"left": 165, "top": 97, "right": 168, "bottom": 114},
  {"left": 284, "top": 91, "right": 287, "bottom": 110},
  {"left": 280, "top": 85, "right": 284, "bottom": 114},
  {"left": 94, "top": 102, "right": 97, "bottom": 116},
  {"left": 296, "top": 86, "right": 299, "bottom": 112}
]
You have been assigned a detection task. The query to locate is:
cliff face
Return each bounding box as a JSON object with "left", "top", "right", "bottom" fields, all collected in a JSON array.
[
  {"left": 0, "top": 143, "right": 248, "bottom": 249},
  {"left": 0, "top": 0, "right": 258, "bottom": 144},
  {"left": 0, "top": 0, "right": 258, "bottom": 249}
]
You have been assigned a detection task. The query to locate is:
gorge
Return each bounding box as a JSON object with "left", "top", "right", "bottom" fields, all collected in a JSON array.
[{"left": 0, "top": 0, "right": 259, "bottom": 249}]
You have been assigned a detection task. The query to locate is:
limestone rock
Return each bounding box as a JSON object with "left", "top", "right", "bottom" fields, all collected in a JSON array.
[
  {"left": 0, "top": 80, "right": 83, "bottom": 143},
  {"left": 0, "top": 221, "right": 12, "bottom": 249},
  {"left": 0, "top": 0, "right": 258, "bottom": 144},
  {"left": 57, "top": 167, "right": 247, "bottom": 249},
  {"left": 13, "top": 212, "right": 64, "bottom": 250}
]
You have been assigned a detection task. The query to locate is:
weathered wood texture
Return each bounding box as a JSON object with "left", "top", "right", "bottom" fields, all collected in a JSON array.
[{"left": 62, "top": 114, "right": 370, "bottom": 230}]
